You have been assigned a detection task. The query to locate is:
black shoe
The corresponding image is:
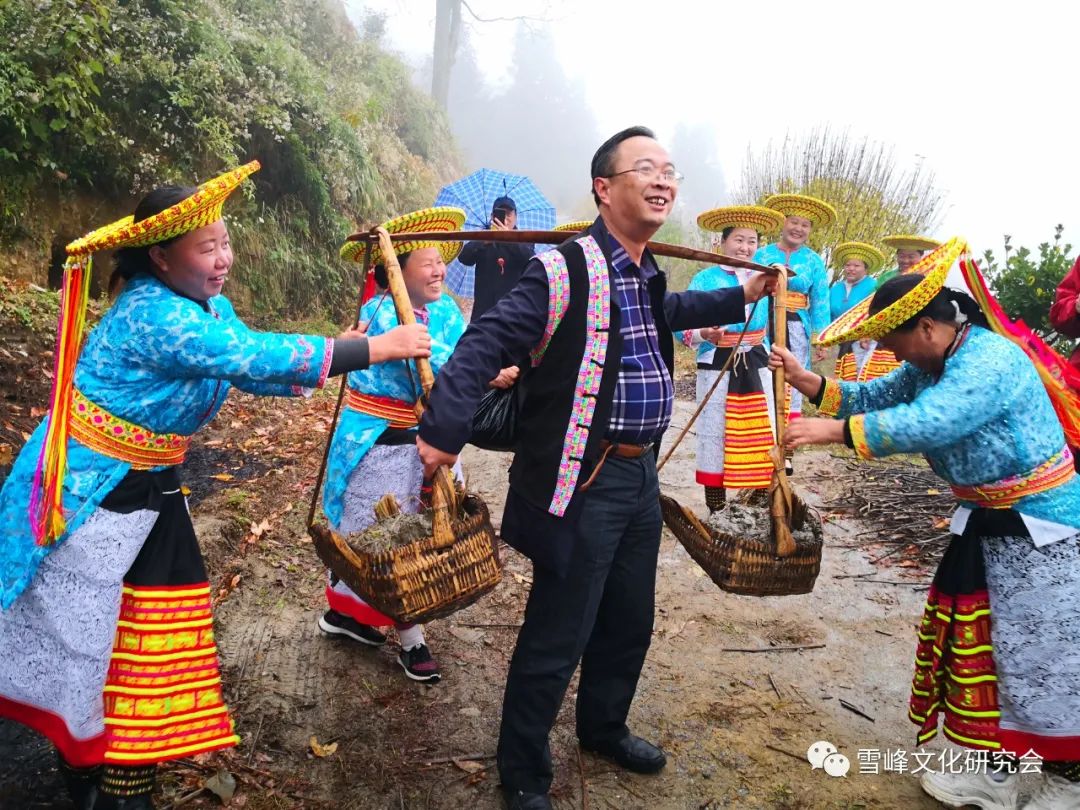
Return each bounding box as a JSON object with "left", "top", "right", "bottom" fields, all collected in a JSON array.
[
  {"left": 580, "top": 733, "right": 667, "bottom": 774},
  {"left": 398, "top": 643, "right": 441, "bottom": 683},
  {"left": 318, "top": 610, "right": 387, "bottom": 646},
  {"left": 94, "top": 795, "right": 154, "bottom": 810},
  {"left": 501, "top": 788, "right": 553, "bottom": 810},
  {"left": 57, "top": 754, "right": 100, "bottom": 810}
]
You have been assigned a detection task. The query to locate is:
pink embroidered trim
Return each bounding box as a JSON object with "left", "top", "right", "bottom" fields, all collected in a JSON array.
[
  {"left": 548, "top": 235, "right": 610, "bottom": 517},
  {"left": 316, "top": 337, "right": 334, "bottom": 389},
  {"left": 295, "top": 335, "right": 315, "bottom": 377},
  {"left": 530, "top": 249, "right": 572, "bottom": 366}
]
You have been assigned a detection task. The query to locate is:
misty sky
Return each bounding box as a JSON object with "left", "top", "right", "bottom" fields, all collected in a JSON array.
[{"left": 350, "top": 0, "right": 1077, "bottom": 259}]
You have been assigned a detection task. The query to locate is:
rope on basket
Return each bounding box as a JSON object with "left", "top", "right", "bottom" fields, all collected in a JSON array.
[
  {"left": 307, "top": 227, "right": 378, "bottom": 530},
  {"left": 656, "top": 298, "right": 762, "bottom": 474}
]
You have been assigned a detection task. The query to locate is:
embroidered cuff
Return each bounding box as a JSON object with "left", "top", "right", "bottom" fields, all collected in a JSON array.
[
  {"left": 316, "top": 337, "right": 334, "bottom": 388},
  {"left": 816, "top": 378, "right": 843, "bottom": 418},
  {"left": 847, "top": 414, "right": 873, "bottom": 460}
]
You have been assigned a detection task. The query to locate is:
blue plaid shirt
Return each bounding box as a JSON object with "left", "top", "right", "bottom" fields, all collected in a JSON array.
[{"left": 606, "top": 236, "right": 674, "bottom": 444}]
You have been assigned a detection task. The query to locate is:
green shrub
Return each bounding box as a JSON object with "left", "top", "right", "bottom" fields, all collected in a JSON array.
[
  {"left": 981, "top": 225, "right": 1075, "bottom": 353},
  {"left": 0, "top": 0, "right": 461, "bottom": 319}
]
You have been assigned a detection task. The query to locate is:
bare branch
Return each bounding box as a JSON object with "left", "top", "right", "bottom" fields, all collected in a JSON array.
[
  {"left": 460, "top": 0, "right": 550, "bottom": 24},
  {"left": 732, "top": 127, "right": 946, "bottom": 277}
]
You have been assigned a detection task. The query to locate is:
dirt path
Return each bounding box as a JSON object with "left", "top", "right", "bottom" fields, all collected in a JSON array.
[{"left": 1, "top": 389, "right": 957, "bottom": 810}]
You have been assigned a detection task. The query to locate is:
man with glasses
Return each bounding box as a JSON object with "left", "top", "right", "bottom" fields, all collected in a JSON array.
[{"left": 416, "top": 126, "right": 776, "bottom": 810}]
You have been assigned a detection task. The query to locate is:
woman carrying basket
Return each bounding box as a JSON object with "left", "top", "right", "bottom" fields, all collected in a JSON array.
[
  {"left": 0, "top": 162, "right": 431, "bottom": 809},
  {"left": 770, "top": 238, "right": 1080, "bottom": 810},
  {"left": 321, "top": 209, "right": 519, "bottom": 684},
  {"left": 676, "top": 205, "right": 785, "bottom": 511}
]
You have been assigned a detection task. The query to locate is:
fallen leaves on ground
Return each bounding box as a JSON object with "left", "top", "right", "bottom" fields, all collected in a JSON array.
[{"left": 309, "top": 736, "right": 338, "bottom": 758}]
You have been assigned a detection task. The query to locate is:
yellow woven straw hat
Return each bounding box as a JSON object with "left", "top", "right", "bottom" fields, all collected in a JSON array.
[
  {"left": 882, "top": 234, "right": 942, "bottom": 253},
  {"left": 763, "top": 193, "right": 838, "bottom": 230},
  {"left": 340, "top": 206, "right": 466, "bottom": 266},
  {"left": 696, "top": 205, "right": 784, "bottom": 236},
  {"left": 815, "top": 237, "right": 968, "bottom": 346},
  {"left": 65, "top": 161, "right": 260, "bottom": 257},
  {"left": 832, "top": 241, "right": 886, "bottom": 274},
  {"left": 553, "top": 220, "right": 594, "bottom": 233}
]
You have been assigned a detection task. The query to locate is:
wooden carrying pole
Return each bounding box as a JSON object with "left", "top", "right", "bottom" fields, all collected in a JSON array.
[
  {"left": 344, "top": 229, "right": 789, "bottom": 276},
  {"left": 376, "top": 229, "right": 459, "bottom": 547},
  {"left": 769, "top": 271, "right": 797, "bottom": 557}
]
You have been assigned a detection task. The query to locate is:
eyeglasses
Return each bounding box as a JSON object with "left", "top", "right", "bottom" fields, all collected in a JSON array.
[{"left": 605, "top": 161, "right": 684, "bottom": 185}]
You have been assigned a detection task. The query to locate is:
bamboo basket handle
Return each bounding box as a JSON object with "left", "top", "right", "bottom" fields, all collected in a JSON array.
[
  {"left": 772, "top": 270, "right": 788, "bottom": 446},
  {"left": 376, "top": 229, "right": 458, "bottom": 547},
  {"left": 770, "top": 270, "right": 797, "bottom": 557}
]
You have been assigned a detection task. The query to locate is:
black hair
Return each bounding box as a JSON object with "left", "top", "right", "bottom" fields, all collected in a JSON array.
[
  {"left": 491, "top": 196, "right": 516, "bottom": 218},
  {"left": 109, "top": 185, "right": 197, "bottom": 297},
  {"left": 719, "top": 225, "right": 765, "bottom": 242},
  {"left": 373, "top": 251, "right": 412, "bottom": 289},
  {"left": 590, "top": 125, "right": 656, "bottom": 206},
  {"left": 869, "top": 274, "right": 989, "bottom": 331}
]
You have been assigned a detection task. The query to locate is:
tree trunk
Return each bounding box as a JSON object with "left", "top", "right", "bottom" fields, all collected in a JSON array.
[{"left": 431, "top": 0, "right": 462, "bottom": 109}]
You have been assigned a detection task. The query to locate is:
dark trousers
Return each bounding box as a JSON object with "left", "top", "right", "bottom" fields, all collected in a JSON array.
[{"left": 496, "top": 453, "right": 662, "bottom": 794}]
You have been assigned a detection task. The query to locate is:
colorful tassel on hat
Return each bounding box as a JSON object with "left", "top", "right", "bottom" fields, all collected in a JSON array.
[
  {"left": 960, "top": 253, "right": 1080, "bottom": 448},
  {"left": 28, "top": 255, "right": 92, "bottom": 545}
]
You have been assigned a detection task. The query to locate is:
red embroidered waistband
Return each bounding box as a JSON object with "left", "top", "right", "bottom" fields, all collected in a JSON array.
[
  {"left": 69, "top": 390, "right": 189, "bottom": 468},
  {"left": 345, "top": 390, "right": 418, "bottom": 429},
  {"left": 950, "top": 447, "right": 1075, "bottom": 508},
  {"left": 716, "top": 328, "right": 766, "bottom": 348},
  {"left": 785, "top": 292, "right": 808, "bottom": 311}
]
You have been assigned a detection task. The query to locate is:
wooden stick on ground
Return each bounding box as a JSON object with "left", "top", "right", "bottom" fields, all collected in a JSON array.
[{"left": 719, "top": 644, "right": 826, "bottom": 653}]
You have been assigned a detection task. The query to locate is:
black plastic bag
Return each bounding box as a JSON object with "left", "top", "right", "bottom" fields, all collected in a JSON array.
[{"left": 470, "top": 384, "right": 520, "bottom": 452}]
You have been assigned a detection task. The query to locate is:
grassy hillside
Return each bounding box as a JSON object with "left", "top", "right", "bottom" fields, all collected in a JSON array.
[{"left": 0, "top": 0, "right": 460, "bottom": 319}]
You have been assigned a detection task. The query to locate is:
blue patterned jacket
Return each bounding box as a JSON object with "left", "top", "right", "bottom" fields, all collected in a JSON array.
[
  {"left": 0, "top": 275, "right": 333, "bottom": 608},
  {"left": 818, "top": 326, "right": 1080, "bottom": 530},
  {"left": 322, "top": 294, "right": 465, "bottom": 529}
]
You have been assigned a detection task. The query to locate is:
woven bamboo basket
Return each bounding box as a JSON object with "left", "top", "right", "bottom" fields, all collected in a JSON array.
[
  {"left": 309, "top": 493, "right": 501, "bottom": 624},
  {"left": 305, "top": 225, "right": 501, "bottom": 625},
  {"left": 659, "top": 493, "right": 822, "bottom": 596},
  {"left": 656, "top": 267, "right": 822, "bottom": 596}
]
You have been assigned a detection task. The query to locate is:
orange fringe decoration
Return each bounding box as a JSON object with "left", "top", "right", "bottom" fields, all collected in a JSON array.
[
  {"left": 960, "top": 254, "right": 1080, "bottom": 448},
  {"left": 29, "top": 256, "right": 93, "bottom": 545}
]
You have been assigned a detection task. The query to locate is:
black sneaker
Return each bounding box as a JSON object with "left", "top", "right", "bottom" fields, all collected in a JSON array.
[
  {"left": 398, "top": 643, "right": 441, "bottom": 683},
  {"left": 318, "top": 609, "right": 387, "bottom": 647}
]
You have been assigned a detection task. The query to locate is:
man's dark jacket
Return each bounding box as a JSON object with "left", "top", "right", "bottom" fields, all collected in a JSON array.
[{"left": 420, "top": 218, "right": 747, "bottom": 575}]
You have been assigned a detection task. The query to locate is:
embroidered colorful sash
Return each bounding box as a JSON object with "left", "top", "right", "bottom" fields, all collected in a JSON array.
[
  {"left": 785, "top": 291, "right": 809, "bottom": 311},
  {"left": 950, "top": 447, "right": 1076, "bottom": 508},
  {"left": 69, "top": 390, "right": 189, "bottom": 469},
  {"left": 716, "top": 328, "right": 766, "bottom": 348},
  {"left": 344, "top": 390, "right": 419, "bottom": 429}
]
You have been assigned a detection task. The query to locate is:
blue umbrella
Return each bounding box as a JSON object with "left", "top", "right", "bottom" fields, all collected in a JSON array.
[{"left": 435, "top": 169, "right": 556, "bottom": 297}]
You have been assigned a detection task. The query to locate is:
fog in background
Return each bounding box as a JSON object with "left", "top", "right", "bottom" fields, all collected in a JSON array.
[{"left": 348, "top": 0, "right": 1079, "bottom": 255}]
